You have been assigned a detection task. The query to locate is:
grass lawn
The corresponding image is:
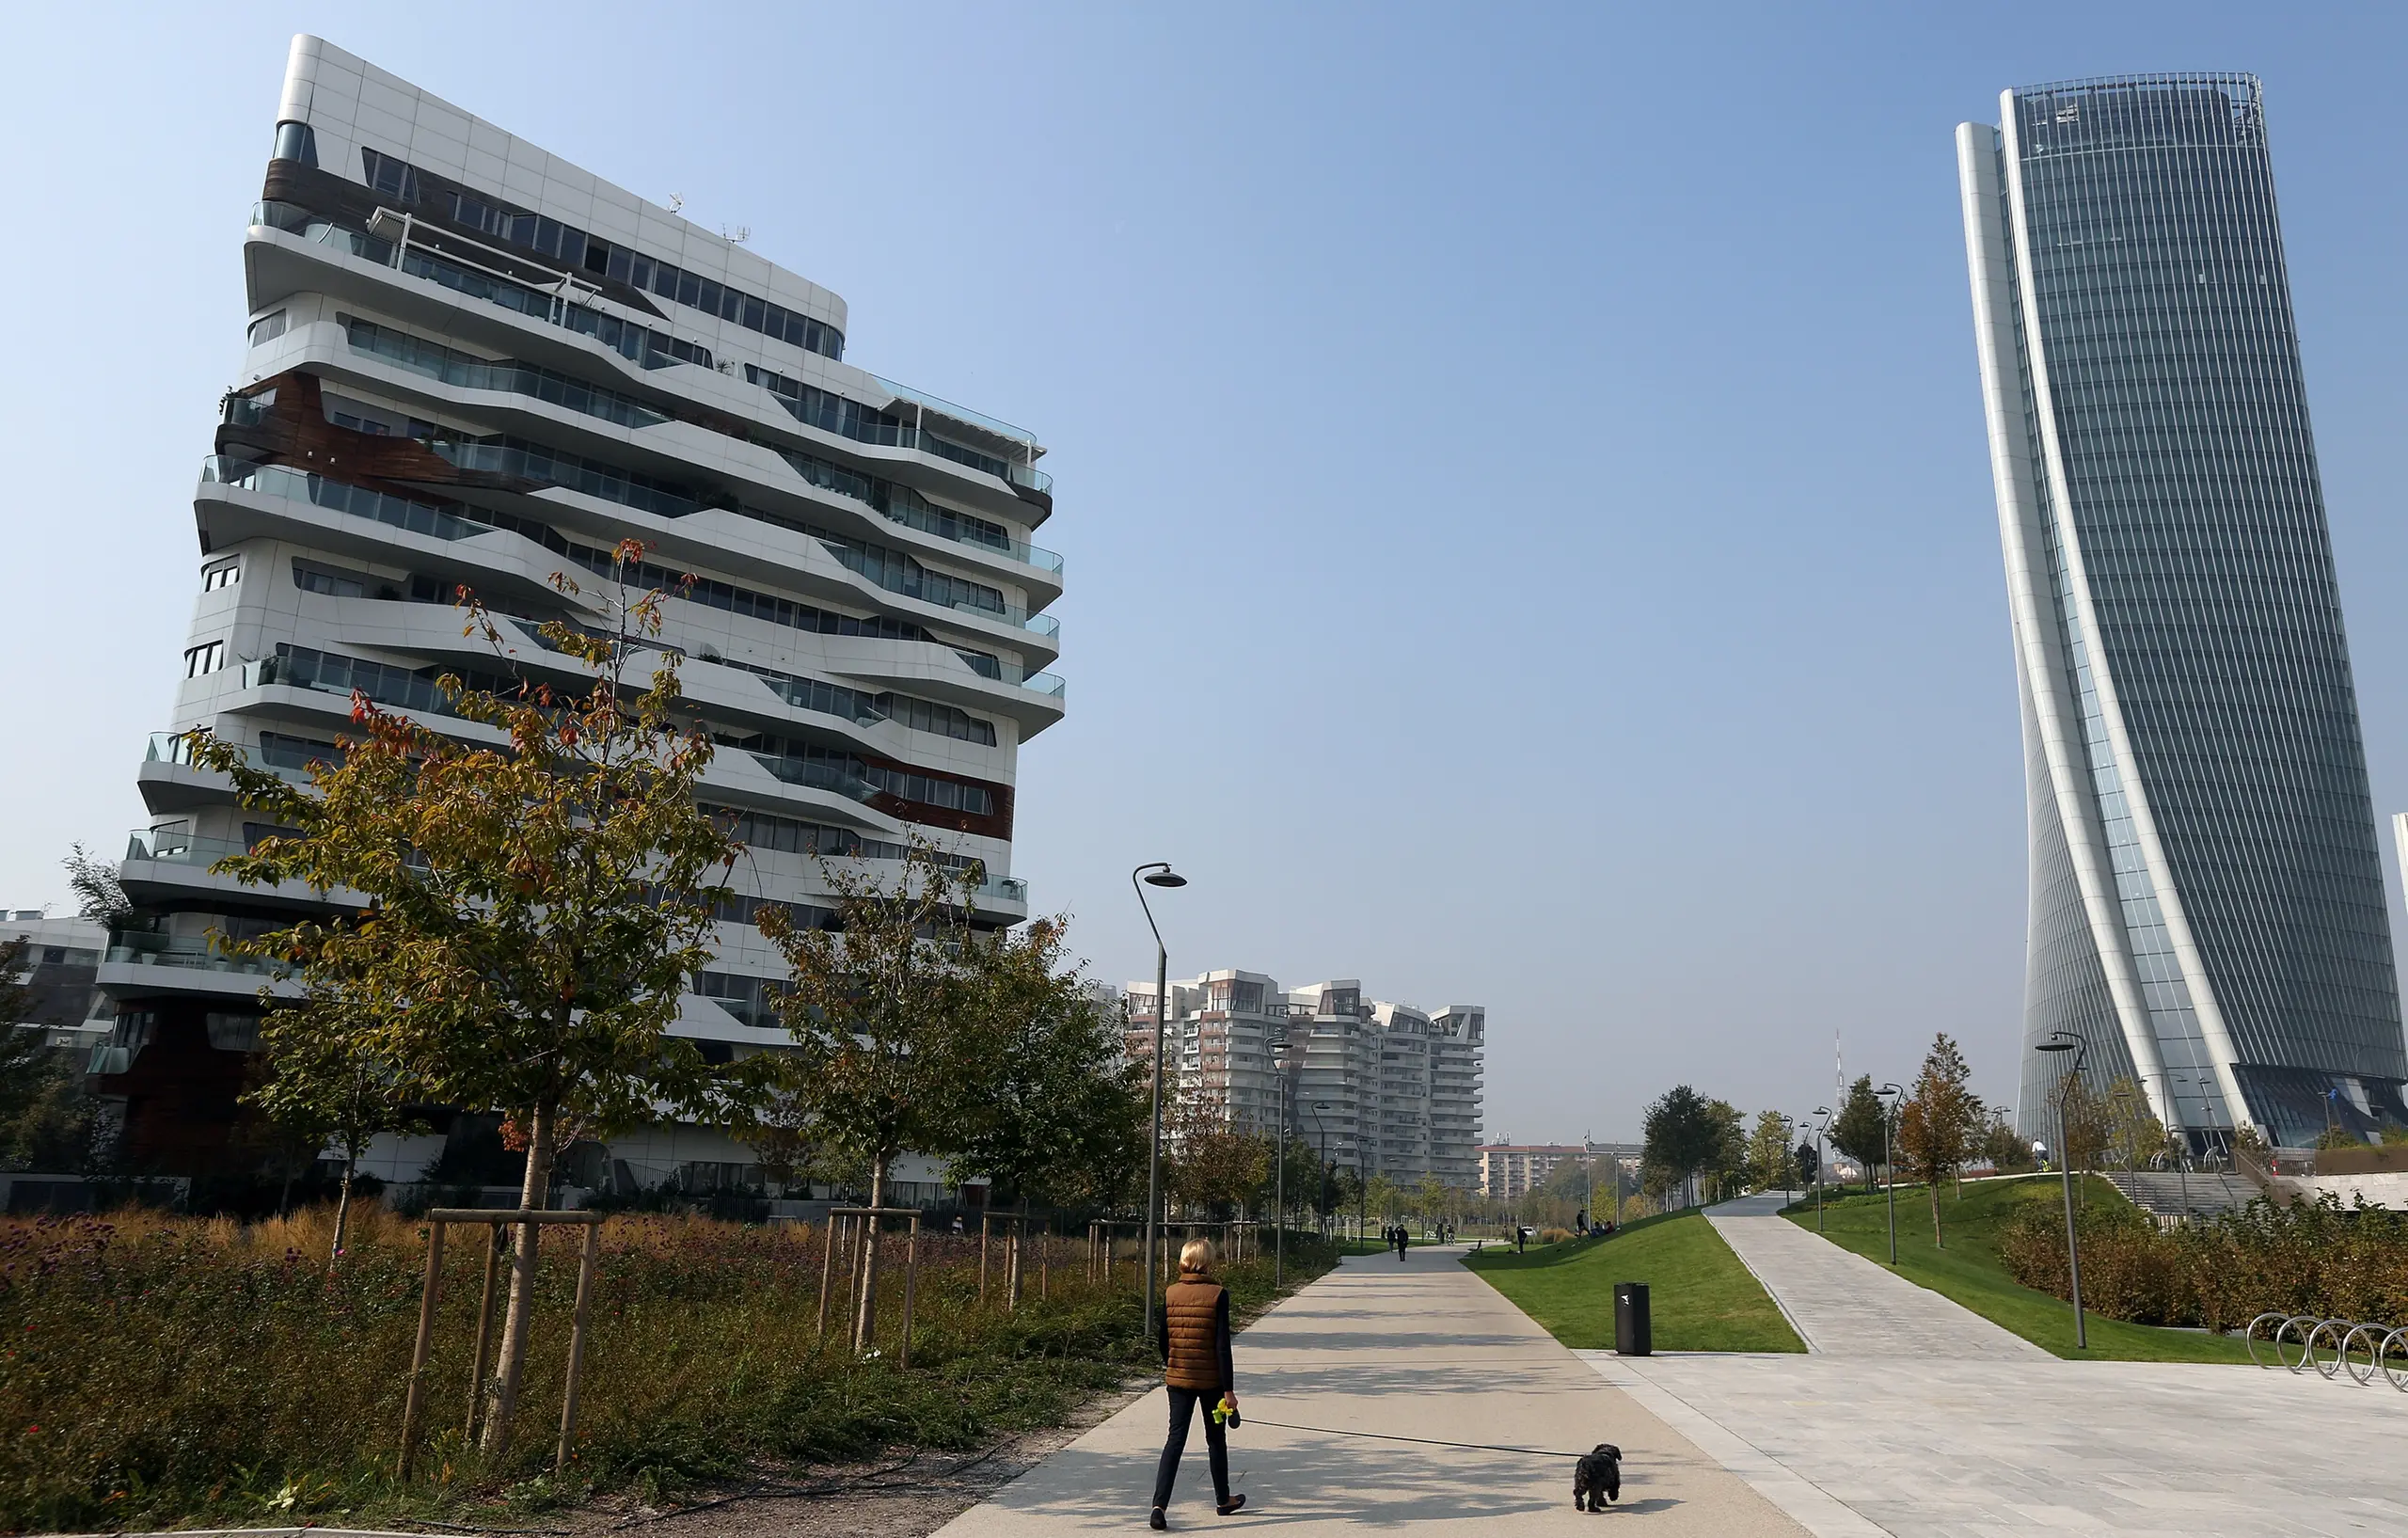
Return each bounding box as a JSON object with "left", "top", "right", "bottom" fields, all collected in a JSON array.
[
  {"left": 1787, "top": 1176, "right": 2252, "bottom": 1364},
  {"left": 1463, "top": 1208, "right": 1803, "bottom": 1352}
]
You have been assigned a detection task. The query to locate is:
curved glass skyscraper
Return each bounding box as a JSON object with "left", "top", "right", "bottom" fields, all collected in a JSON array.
[{"left": 1956, "top": 73, "right": 2406, "bottom": 1148}]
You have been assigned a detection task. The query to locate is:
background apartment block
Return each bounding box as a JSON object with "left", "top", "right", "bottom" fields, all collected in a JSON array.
[
  {"left": 99, "top": 36, "right": 1064, "bottom": 1196},
  {"left": 1125, "top": 970, "right": 1483, "bottom": 1188},
  {"left": 1476, "top": 1144, "right": 1584, "bottom": 1199}
]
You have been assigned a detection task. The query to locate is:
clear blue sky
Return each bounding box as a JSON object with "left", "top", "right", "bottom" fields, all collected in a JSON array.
[{"left": 7, "top": 4, "right": 2406, "bottom": 1143}]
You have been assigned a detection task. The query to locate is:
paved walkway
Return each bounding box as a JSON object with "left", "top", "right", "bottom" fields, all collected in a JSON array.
[
  {"left": 1701, "top": 1193, "right": 2049, "bottom": 1359},
  {"left": 1584, "top": 1195, "right": 2408, "bottom": 1535},
  {"left": 935, "top": 1243, "right": 1806, "bottom": 1534}
]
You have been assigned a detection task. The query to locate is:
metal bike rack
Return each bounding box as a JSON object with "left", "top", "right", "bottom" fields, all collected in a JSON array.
[
  {"left": 2307, "top": 1318, "right": 2350, "bottom": 1380},
  {"left": 2383, "top": 1328, "right": 2408, "bottom": 1393},
  {"left": 2339, "top": 1323, "right": 2388, "bottom": 1386},
  {"left": 2248, "top": 1310, "right": 2406, "bottom": 1389}
]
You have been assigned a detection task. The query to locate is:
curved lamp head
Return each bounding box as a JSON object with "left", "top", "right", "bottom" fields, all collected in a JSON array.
[
  {"left": 1879, "top": 1083, "right": 1903, "bottom": 1098},
  {"left": 1314, "top": 1102, "right": 1333, "bottom": 1111},
  {"left": 2036, "top": 1039, "right": 2074, "bottom": 1054},
  {"left": 1144, "top": 868, "right": 1187, "bottom": 888},
  {"left": 1815, "top": 1106, "right": 1833, "bottom": 1119}
]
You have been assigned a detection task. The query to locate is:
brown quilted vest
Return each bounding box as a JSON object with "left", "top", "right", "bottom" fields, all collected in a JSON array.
[{"left": 1163, "top": 1275, "right": 1226, "bottom": 1390}]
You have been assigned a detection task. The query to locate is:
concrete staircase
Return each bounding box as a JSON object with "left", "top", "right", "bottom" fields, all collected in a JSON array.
[{"left": 2104, "top": 1168, "right": 2256, "bottom": 1219}]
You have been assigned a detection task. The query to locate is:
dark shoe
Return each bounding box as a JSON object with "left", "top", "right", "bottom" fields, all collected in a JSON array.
[
  {"left": 1217, "top": 1495, "right": 1246, "bottom": 1516},
  {"left": 1149, "top": 1509, "right": 1166, "bottom": 1530}
]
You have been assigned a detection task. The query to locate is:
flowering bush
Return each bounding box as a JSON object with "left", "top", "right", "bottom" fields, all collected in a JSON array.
[{"left": 0, "top": 1205, "right": 1333, "bottom": 1531}]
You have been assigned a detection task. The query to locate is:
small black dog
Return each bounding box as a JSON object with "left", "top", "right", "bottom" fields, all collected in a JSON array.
[{"left": 1572, "top": 1443, "right": 1623, "bottom": 1511}]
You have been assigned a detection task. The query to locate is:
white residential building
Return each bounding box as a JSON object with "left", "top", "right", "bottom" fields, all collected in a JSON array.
[
  {"left": 1126, "top": 971, "right": 1484, "bottom": 1188},
  {"left": 99, "top": 36, "right": 1064, "bottom": 1190},
  {"left": 1477, "top": 1144, "right": 1584, "bottom": 1199}
]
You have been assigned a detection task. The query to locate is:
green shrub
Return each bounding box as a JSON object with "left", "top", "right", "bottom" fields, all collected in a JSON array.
[{"left": 1997, "top": 1194, "right": 2408, "bottom": 1331}]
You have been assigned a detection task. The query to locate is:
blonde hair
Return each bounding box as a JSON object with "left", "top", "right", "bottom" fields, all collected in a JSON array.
[{"left": 1180, "top": 1238, "right": 1215, "bottom": 1272}]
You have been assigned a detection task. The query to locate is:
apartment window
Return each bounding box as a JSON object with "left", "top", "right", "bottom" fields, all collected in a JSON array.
[
  {"left": 246, "top": 309, "right": 289, "bottom": 347},
  {"left": 292, "top": 562, "right": 370, "bottom": 598},
  {"left": 200, "top": 561, "right": 241, "bottom": 592},
  {"left": 183, "top": 641, "right": 227, "bottom": 677},
  {"left": 270, "top": 120, "right": 317, "bottom": 167}
]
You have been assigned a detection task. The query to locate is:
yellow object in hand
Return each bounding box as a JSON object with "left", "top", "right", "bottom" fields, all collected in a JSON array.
[{"left": 1211, "top": 1395, "right": 1233, "bottom": 1424}]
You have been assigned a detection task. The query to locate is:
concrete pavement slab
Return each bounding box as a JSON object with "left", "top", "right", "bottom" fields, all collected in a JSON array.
[
  {"left": 1587, "top": 1351, "right": 2408, "bottom": 1537},
  {"left": 933, "top": 1244, "right": 1807, "bottom": 1534}
]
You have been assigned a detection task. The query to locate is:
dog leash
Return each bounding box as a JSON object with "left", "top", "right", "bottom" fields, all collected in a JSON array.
[{"left": 1236, "top": 1419, "right": 1587, "bottom": 1460}]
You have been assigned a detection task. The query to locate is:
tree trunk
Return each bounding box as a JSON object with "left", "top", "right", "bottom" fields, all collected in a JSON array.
[
  {"left": 854, "top": 1156, "right": 885, "bottom": 1352},
  {"left": 481, "top": 1100, "right": 555, "bottom": 1454},
  {"left": 1929, "top": 1181, "right": 1943, "bottom": 1249},
  {"left": 329, "top": 1151, "right": 356, "bottom": 1264},
  {"left": 1008, "top": 1195, "right": 1028, "bottom": 1312}
]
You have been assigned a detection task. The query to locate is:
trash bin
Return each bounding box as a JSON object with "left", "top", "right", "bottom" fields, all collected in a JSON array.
[{"left": 1613, "top": 1282, "right": 1652, "bottom": 1356}]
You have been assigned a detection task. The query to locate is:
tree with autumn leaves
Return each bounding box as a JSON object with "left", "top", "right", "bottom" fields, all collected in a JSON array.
[
  {"left": 192, "top": 544, "right": 767, "bottom": 1456},
  {"left": 1895, "top": 1034, "right": 1985, "bottom": 1248}
]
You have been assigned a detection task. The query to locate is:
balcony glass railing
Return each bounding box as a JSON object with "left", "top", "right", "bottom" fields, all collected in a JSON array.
[
  {"left": 144, "top": 731, "right": 328, "bottom": 783},
  {"left": 954, "top": 653, "right": 1068, "bottom": 699},
  {"left": 749, "top": 753, "right": 880, "bottom": 804},
  {"left": 144, "top": 732, "right": 195, "bottom": 768},
  {"left": 201, "top": 456, "right": 492, "bottom": 542},
  {"left": 123, "top": 828, "right": 249, "bottom": 866},
  {"left": 250, "top": 202, "right": 715, "bottom": 374},
  {"left": 104, "top": 929, "right": 286, "bottom": 979},
  {"left": 428, "top": 438, "right": 701, "bottom": 520},
  {"left": 344, "top": 319, "right": 671, "bottom": 430},
  {"left": 879, "top": 495, "right": 1064, "bottom": 576},
  {"left": 242, "top": 650, "right": 468, "bottom": 721},
  {"left": 812, "top": 542, "right": 1057, "bottom": 637},
  {"left": 872, "top": 376, "right": 1054, "bottom": 495}
]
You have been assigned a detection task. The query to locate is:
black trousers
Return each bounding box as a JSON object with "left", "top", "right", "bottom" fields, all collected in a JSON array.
[{"left": 1151, "top": 1385, "right": 1229, "bottom": 1509}]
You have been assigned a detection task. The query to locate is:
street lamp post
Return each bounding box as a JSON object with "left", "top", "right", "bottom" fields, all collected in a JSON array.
[
  {"left": 1310, "top": 1102, "right": 1333, "bottom": 1239},
  {"left": 1350, "top": 1141, "right": 1365, "bottom": 1245},
  {"left": 1271, "top": 1041, "right": 1304, "bottom": 1285},
  {"left": 2037, "top": 1031, "right": 2089, "bottom": 1350},
  {"left": 1877, "top": 1084, "right": 1903, "bottom": 1265},
  {"left": 1813, "top": 1108, "right": 1832, "bottom": 1233},
  {"left": 1131, "top": 863, "right": 1186, "bottom": 1339}
]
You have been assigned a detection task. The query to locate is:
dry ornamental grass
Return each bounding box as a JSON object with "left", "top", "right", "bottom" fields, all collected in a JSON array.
[{"left": 0, "top": 1204, "right": 1334, "bottom": 1533}]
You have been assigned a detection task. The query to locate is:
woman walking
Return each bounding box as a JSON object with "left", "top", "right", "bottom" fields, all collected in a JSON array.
[{"left": 1151, "top": 1238, "right": 1245, "bottom": 1528}]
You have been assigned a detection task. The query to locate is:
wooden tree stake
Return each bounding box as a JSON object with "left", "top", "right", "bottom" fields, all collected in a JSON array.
[{"left": 397, "top": 1218, "right": 447, "bottom": 1479}]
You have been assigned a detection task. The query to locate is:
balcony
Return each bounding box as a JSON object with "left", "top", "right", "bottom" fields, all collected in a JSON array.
[
  {"left": 750, "top": 753, "right": 881, "bottom": 805},
  {"left": 956, "top": 653, "right": 1068, "bottom": 698},
  {"left": 202, "top": 455, "right": 492, "bottom": 542},
  {"left": 103, "top": 929, "right": 286, "bottom": 980},
  {"left": 811, "top": 540, "right": 1058, "bottom": 638},
  {"left": 879, "top": 496, "right": 1063, "bottom": 576},
  {"left": 124, "top": 828, "right": 249, "bottom": 867},
  {"left": 871, "top": 376, "right": 1053, "bottom": 496}
]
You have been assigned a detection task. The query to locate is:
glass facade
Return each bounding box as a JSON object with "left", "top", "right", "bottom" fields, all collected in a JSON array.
[{"left": 1969, "top": 74, "right": 2406, "bottom": 1146}]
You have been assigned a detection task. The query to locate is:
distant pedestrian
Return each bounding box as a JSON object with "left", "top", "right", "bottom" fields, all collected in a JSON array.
[
  {"left": 1150, "top": 1238, "right": 1244, "bottom": 1529},
  {"left": 1393, "top": 1225, "right": 1407, "bottom": 1261}
]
